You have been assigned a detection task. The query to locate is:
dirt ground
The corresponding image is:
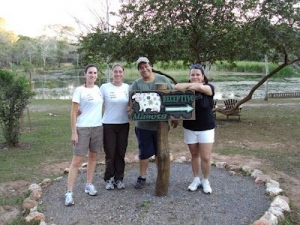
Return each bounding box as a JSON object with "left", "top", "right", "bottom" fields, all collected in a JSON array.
[{"left": 1, "top": 149, "right": 299, "bottom": 211}]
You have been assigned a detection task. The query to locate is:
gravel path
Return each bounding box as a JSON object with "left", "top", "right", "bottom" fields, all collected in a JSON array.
[{"left": 41, "top": 162, "right": 270, "bottom": 225}]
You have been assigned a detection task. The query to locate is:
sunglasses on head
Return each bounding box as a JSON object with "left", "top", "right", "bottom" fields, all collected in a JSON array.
[{"left": 189, "top": 64, "right": 203, "bottom": 69}]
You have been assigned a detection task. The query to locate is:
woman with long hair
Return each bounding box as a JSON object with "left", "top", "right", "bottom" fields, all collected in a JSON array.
[{"left": 174, "top": 64, "right": 215, "bottom": 194}]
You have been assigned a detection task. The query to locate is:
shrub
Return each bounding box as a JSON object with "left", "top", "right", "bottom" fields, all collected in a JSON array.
[{"left": 0, "top": 69, "right": 34, "bottom": 147}]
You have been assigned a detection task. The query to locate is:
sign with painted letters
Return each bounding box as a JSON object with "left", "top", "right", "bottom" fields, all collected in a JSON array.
[{"left": 130, "top": 90, "right": 195, "bottom": 121}]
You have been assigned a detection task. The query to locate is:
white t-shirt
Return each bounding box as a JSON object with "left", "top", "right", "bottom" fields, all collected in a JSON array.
[
  {"left": 100, "top": 83, "right": 129, "bottom": 124},
  {"left": 72, "top": 85, "right": 103, "bottom": 127}
]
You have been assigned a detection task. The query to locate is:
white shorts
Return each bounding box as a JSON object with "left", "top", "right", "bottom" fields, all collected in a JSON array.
[{"left": 183, "top": 128, "right": 215, "bottom": 144}]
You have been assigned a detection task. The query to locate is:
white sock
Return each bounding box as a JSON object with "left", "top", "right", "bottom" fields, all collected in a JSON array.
[{"left": 193, "top": 177, "right": 200, "bottom": 182}]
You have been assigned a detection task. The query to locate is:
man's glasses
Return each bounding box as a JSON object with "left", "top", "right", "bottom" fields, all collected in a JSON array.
[{"left": 189, "top": 64, "right": 203, "bottom": 70}]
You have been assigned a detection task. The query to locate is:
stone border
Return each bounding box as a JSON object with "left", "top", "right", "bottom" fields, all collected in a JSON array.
[
  {"left": 20, "top": 154, "right": 290, "bottom": 225},
  {"left": 213, "top": 161, "right": 290, "bottom": 225}
]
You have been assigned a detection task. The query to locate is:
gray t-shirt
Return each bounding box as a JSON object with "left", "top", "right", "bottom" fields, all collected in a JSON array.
[{"left": 130, "top": 74, "right": 173, "bottom": 131}]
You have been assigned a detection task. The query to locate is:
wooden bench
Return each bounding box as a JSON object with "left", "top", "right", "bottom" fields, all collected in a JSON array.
[
  {"left": 268, "top": 92, "right": 300, "bottom": 98},
  {"left": 223, "top": 99, "right": 242, "bottom": 121}
]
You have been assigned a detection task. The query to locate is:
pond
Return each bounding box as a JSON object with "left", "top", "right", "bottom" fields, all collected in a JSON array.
[{"left": 31, "top": 70, "right": 300, "bottom": 100}]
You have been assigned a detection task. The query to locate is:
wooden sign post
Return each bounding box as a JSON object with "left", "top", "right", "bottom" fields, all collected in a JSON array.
[
  {"left": 130, "top": 86, "right": 195, "bottom": 196},
  {"left": 155, "top": 83, "right": 170, "bottom": 196}
]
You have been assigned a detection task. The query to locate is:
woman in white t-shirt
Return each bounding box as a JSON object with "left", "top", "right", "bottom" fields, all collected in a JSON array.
[
  {"left": 100, "top": 64, "right": 130, "bottom": 190},
  {"left": 65, "top": 64, "right": 104, "bottom": 206}
]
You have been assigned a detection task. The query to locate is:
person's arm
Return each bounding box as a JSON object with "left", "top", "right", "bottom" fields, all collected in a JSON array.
[
  {"left": 171, "top": 120, "right": 178, "bottom": 128},
  {"left": 130, "top": 80, "right": 138, "bottom": 91},
  {"left": 102, "top": 103, "right": 105, "bottom": 116},
  {"left": 99, "top": 85, "right": 105, "bottom": 116},
  {"left": 175, "top": 83, "right": 213, "bottom": 96},
  {"left": 174, "top": 83, "right": 192, "bottom": 90},
  {"left": 71, "top": 102, "right": 79, "bottom": 146}
]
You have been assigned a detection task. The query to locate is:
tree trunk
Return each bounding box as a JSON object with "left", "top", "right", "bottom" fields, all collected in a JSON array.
[{"left": 205, "top": 61, "right": 210, "bottom": 78}]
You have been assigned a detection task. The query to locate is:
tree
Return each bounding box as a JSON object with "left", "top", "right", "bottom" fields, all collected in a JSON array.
[
  {"left": 37, "top": 35, "right": 58, "bottom": 68},
  {"left": 78, "top": 0, "right": 300, "bottom": 107},
  {"left": 13, "top": 36, "right": 39, "bottom": 66},
  {"left": 115, "top": 0, "right": 300, "bottom": 114},
  {"left": 217, "top": 0, "right": 300, "bottom": 114},
  {"left": 43, "top": 25, "right": 78, "bottom": 67},
  {"left": 0, "top": 18, "right": 19, "bottom": 68},
  {"left": 78, "top": 28, "right": 123, "bottom": 64},
  {"left": 0, "top": 69, "right": 33, "bottom": 147},
  {"left": 43, "top": 24, "right": 76, "bottom": 43},
  {"left": 116, "top": 0, "right": 245, "bottom": 64}
]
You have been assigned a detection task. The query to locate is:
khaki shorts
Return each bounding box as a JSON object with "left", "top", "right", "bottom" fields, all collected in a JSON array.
[{"left": 73, "top": 126, "right": 103, "bottom": 156}]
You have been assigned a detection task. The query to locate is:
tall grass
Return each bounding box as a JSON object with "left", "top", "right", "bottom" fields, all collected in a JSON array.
[
  {"left": 214, "top": 61, "right": 298, "bottom": 77},
  {"left": 48, "top": 60, "right": 299, "bottom": 85},
  {"left": 94, "top": 60, "right": 299, "bottom": 84}
]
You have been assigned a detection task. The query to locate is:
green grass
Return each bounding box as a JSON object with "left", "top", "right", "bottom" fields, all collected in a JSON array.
[
  {"left": 0, "top": 100, "right": 72, "bottom": 183},
  {"left": 214, "top": 61, "right": 299, "bottom": 77},
  {"left": 213, "top": 99, "right": 300, "bottom": 177},
  {"left": 0, "top": 194, "right": 27, "bottom": 206}
]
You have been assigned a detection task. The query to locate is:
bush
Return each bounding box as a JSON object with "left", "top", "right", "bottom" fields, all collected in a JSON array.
[{"left": 0, "top": 69, "right": 34, "bottom": 146}]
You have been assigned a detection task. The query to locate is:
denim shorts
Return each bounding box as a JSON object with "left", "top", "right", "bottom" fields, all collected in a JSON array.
[
  {"left": 135, "top": 127, "right": 157, "bottom": 160},
  {"left": 73, "top": 126, "right": 103, "bottom": 156}
]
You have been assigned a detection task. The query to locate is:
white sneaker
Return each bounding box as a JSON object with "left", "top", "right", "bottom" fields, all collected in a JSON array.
[
  {"left": 201, "top": 179, "right": 212, "bottom": 194},
  {"left": 188, "top": 177, "right": 201, "bottom": 191},
  {"left": 105, "top": 178, "right": 114, "bottom": 190},
  {"left": 65, "top": 191, "right": 74, "bottom": 206},
  {"left": 115, "top": 180, "right": 125, "bottom": 189},
  {"left": 85, "top": 183, "right": 98, "bottom": 196}
]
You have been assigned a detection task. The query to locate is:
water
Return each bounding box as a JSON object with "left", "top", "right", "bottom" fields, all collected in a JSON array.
[{"left": 31, "top": 71, "right": 300, "bottom": 100}]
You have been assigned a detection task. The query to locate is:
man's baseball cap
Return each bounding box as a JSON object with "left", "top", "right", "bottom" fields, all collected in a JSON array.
[{"left": 136, "top": 57, "right": 150, "bottom": 69}]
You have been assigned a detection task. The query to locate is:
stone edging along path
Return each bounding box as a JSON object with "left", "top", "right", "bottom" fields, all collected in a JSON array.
[{"left": 19, "top": 155, "right": 290, "bottom": 225}]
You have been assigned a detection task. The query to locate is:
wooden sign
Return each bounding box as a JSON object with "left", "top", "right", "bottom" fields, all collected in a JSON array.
[{"left": 130, "top": 90, "right": 195, "bottom": 121}]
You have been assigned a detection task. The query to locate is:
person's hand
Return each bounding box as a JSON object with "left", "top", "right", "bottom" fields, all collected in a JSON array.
[
  {"left": 171, "top": 120, "right": 178, "bottom": 128},
  {"left": 127, "top": 106, "right": 132, "bottom": 119},
  {"left": 71, "top": 133, "right": 78, "bottom": 146}
]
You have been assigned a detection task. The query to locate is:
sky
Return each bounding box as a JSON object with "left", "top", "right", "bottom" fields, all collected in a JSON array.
[{"left": 0, "top": 0, "right": 120, "bottom": 37}]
